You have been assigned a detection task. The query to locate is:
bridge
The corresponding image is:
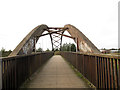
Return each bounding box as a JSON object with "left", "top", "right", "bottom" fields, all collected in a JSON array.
[{"left": 0, "top": 24, "right": 120, "bottom": 89}]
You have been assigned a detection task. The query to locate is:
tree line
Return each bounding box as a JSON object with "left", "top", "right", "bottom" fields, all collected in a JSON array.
[
  {"left": 36, "top": 43, "right": 76, "bottom": 52},
  {"left": 0, "top": 43, "right": 76, "bottom": 57},
  {"left": 0, "top": 48, "right": 12, "bottom": 57}
]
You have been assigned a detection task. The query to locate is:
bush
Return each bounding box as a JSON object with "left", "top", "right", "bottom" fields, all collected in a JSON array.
[{"left": 54, "top": 51, "right": 60, "bottom": 55}]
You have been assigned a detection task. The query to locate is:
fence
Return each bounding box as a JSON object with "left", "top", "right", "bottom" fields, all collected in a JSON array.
[
  {"left": 60, "top": 51, "right": 120, "bottom": 88},
  {"left": 0, "top": 52, "right": 54, "bottom": 89}
]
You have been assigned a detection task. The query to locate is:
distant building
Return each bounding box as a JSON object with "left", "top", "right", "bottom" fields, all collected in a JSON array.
[
  {"left": 101, "top": 50, "right": 111, "bottom": 54},
  {"left": 100, "top": 49, "right": 118, "bottom": 54}
]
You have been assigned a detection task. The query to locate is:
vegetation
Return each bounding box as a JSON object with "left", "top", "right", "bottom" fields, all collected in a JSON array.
[
  {"left": 36, "top": 47, "right": 43, "bottom": 52},
  {"left": 60, "top": 43, "right": 76, "bottom": 52},
  {"left": 46, "top": 48, "right": 50, "bottom": 51},
  {"left": 54, "top": 51, "right": 60, "bottom": 55},
  {"left": 0, "top": 48, "right": 12, "bottom": 57},
  {"left": 62, "top": 57, "right": 96, "bottom": 88}
]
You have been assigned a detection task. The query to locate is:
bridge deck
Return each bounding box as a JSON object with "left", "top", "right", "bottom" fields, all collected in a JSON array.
[{"left": 22, "top": 55, "right": 90, "bottom": 88}]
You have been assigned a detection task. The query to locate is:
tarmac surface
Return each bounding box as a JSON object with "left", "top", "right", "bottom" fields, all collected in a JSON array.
[{"left": 22, "top": 55, "right": 90, "bottom": 88}]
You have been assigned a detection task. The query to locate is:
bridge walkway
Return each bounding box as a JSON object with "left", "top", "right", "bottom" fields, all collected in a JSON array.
[{"left": 22, "top": 55, "right": 90, "bottom": 88}]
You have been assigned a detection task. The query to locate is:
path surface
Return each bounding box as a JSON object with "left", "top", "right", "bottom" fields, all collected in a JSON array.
[{"left": 23, "top": 55, "right": 90, "bottom": 88}]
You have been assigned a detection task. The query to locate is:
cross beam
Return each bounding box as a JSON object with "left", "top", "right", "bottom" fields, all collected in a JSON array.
[
  {"left": 48, "top": 27, "right": 68, "bottom": 30},
  {"left": 37, "top": 32, "right": 75, "bottom": 40}
]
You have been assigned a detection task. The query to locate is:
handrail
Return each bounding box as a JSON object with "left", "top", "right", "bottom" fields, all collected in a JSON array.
[
  {"left": 1, "top": 51, "right": 54, "bottom": 60},
  {"left": 61, "top": 51, "right": 120, "bottom": 59}
]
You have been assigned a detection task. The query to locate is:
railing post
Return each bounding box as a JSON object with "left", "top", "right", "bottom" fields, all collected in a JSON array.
[
  {"left": 119, "top": 59, "right": 120, "bottom": 88},
  {"left": 76, "top": 53, "right": 78, "bottom": 69},
  {"left": 95, "top": 56, "right": 98, "bottom": 88},
  {"left": 0, "top": 59, "right": 2, "bottom": 90}
]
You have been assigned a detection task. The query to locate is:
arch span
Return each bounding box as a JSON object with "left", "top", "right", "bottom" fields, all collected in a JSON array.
[
  {"left": 9, "top": 25, "right": 48, "bottom": 56},
  {"left": 9, "top": 24, "right": 100, "bottom": 56},
  {"left": 64, "top": 24, "right": 100, "bottom": 53}
]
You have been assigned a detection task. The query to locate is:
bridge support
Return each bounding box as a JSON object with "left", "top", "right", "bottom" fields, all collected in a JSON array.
[
  {"left": 0, "top": 60, "right": 2, "bottom": 90},
  {"left": 76, "top": 37, "right": 79, "bottom": 52},
  {"left": 34, "top": 37, "right": 37, "bottom": 53}
]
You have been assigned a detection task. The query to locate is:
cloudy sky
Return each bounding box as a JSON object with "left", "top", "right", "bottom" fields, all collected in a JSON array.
[{"left": 0, "top": 0, "right": 119, "bottom": 51}]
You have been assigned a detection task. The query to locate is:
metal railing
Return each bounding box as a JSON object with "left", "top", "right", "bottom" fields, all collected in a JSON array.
[
  {"left": 0, "top": 52, "right": 54, "bottom": 89},
  {"left": 60, "top": 51, "right": 120, "bottom": 88}
]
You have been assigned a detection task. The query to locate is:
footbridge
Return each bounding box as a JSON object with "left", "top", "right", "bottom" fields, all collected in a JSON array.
[{"left": 0, "top": 24, "right": 120, "bottom": 89}]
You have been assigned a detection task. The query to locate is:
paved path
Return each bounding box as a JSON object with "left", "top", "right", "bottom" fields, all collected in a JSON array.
[{"left": 23, "top": 55, "right": 90, "bottom": 88}]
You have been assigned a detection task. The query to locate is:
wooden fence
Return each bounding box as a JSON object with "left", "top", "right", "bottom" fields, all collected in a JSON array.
[
  {"left": 60, "top": 51, "right": 120, "bottom": 88},
  {"left": 0, "top": 52, "right": 54, "bottom": 89}
]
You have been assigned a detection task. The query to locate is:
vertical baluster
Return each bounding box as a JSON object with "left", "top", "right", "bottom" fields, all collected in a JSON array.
[
  {"left": 118, "top": 59, "right": 120, "bottom": 89},
  {"left": 106, "top": 58, "right": 109, "bottom": 88},
  {"left": 114, "top": 59, "right": 118, "bottom": 88},
  {"left": 102, "top": 57, "right": 105, "bottom": 88},
  {"left": 99, "top": 57, "right": 101, "bottom": 88},
  {"left": 0, "top": 60, "right": 2, "bottom": 89},
  {"left": 104, "top": 58, "right": 107, "bottom": 88},
  {"left": 110, "top": 58, "right": 114, "bottom": 88},
  {"left": 97, "top": 56, "right": 100, "bottom": 88},
  {"left": 89, "top": 56, "right": 92, "bottom": 83},
  {"left": 94, "top": 56, "right": 97, "bottom": 87},
  {"left": 107, "top": 58, "right": 111, "bottom": 88},
  {"left": 3, "top": 61, "right": 6, "bottom": 89},
  {"left": 14, "top": 58, "right": 17, "bottom": 88},
  {"left": 111, "top": 59, "right": 115, "bottom": 88},
  {"left": 83, "top": 55, "right": 85, "bottom": 76},
  {"left": 82, "top": 54, "right": 84, "bottom": 76}
]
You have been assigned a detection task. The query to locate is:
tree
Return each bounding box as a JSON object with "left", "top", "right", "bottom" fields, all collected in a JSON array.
[
  {"left": 60, "top": 43, "right": 76, "bottom": 52},
  {"left": 0, "top": 48, "right": 12, "bottom": 57},
  {"left": 46, "top": 48, "right": 50, "bottom": 51},
  {"left": 36, "top": 48, "right": 43, "bottom": 52},
  {"left": 1, "top": 47, "right": 5, "bottom": 53},
  {"left": 71, "top": 44, "right": 76, "bottom": 52}
]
